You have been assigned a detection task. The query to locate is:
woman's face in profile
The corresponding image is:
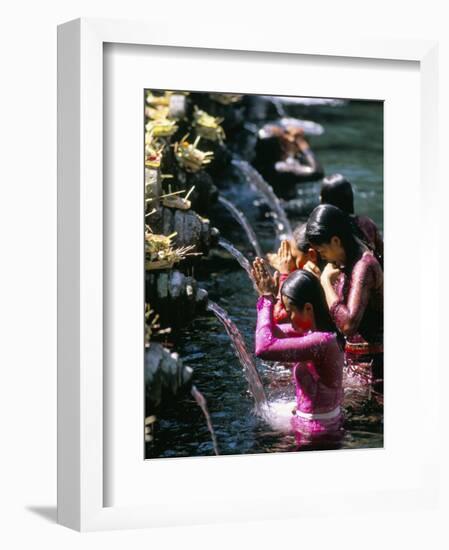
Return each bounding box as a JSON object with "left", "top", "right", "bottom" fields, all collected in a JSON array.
[
  {"left": 282, "top": 295, "right": 313, "bottom": 332},
  {"left": 312, "top": 236, "right": 345, "bottom": 265}
]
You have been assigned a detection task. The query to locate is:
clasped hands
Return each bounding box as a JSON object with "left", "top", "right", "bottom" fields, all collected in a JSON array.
[{"left": 251, "top": 257, "right": 279, "bottom": 297}]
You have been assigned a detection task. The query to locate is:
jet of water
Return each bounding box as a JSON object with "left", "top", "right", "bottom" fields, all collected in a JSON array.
[
  {"left": 191, "top": 385, "right": 219, "bottom": 456},
  {"left": 207, "top": 300, "right": 267, "bottom": 408},
  {"left": 218, "top": 196, "right": 264, "bottom": 258},
  {"left": 217, "top": 237, "right": 257, "bottom": 290},
  {"left": 232, "top": 159, "right": 293, "bottom": 242}
]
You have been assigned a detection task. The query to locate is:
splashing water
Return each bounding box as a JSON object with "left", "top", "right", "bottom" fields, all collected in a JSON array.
[
  {"left": 207, "top": 300, "right": 267, "bottom": 408},
  {"left": 259, "top": 399, "right": 297, "bottom": 432},
  {"left": 218, "top": 196, "right": 264, "bottom": 258},
  {"left": 217, "top": 237, "right": 257, "bottom": 289},
  {"left": 232, "top": 159, "right": 293, "bottom": 241},
  {"left": 191, "top": 385, "right": 219, "bottom": 456}
]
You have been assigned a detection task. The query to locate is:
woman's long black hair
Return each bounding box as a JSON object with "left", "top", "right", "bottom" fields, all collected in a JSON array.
[
  {"left": 292, "top": 223, "right": 309, "bottom": 253},
  {"left": 305, "top": 204, "right": 371, "bottom": 274},
  {"left": 281, "top": 269, "right": 341, "bottom": 341}
]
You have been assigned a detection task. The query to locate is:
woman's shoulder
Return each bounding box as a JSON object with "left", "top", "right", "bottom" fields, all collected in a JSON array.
[
  {"left": 353, "top": 251, "right": 383, "bottom": 285},
  {"left": 354, "top": 215, "right": 381, "bottom": 245},
  {"left": 358, "top": 250, "right": 381, "bottom": 269},
  {"left": 356, "top": 214, "right": 378, "bottom": 229}
]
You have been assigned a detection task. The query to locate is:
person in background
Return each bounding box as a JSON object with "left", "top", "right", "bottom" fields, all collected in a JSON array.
[
  {"left": 320, "top": 173, "right": 383, "bottom": 262},
  {"left": 252, "top": 258, "right": 344, "bottom": 448},
  {"left": 274, "top": 126, "right": 324, "bottom": 181},
  {"left": 255, "top": 124, "right": 324, "bottom": 198}
]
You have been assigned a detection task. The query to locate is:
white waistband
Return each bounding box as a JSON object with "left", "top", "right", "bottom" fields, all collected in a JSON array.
[{"left": 294, "top": 406, "right": 341, "bottom": 421}]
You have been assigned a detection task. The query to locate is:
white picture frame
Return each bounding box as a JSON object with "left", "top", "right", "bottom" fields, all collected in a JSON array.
[{"left": 57, "top": 17, "right": 440, "bottom": 531}]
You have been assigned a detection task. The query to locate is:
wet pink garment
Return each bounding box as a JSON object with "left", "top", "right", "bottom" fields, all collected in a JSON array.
[
  {"left": 331, "top": 251, "right": 383, "bottom": 344},
  {"left": 255, "top": 295, "right": 344, "bottom": 413},
  {"left": 291, "top": 414, "right": 343, "bottom": 448},
  {"left": 255, "top": 296, "right": 344, "bottom": 446}
]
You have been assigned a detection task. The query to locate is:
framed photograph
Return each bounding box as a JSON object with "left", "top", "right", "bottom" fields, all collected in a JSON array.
[{"left": 58, "top": 18, "right": 440, "bottom": 531}]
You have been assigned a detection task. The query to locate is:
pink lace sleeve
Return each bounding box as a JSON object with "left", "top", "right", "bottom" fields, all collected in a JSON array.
[
  {"left": 255, "top": 296, "right": 336, "bottom": 362},
  {"left": 275, "top": 323, "right": 304, "bottom": 337},
  {"left": 330, "top": 253, "right": 380, "bottom": 336},
  {"left": 357, "top": 216, "right": 384, "bottom": 257}
]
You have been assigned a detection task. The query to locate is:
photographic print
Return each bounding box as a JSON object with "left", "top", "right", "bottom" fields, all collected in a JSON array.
[{"left": 144, "top": 91, "right": 383, "bottom": 458}]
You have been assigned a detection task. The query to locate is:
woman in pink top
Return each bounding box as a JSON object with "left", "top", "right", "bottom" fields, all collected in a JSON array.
[
  {"left": 306, "top": 204, "right": 384, "bottom": 392},
  {"left": 252, "top": 259, "right": 344, "bottom": 448}
]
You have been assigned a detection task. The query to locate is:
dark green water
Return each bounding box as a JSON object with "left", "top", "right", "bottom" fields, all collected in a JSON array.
[
  {"left": 304, "top": 100, "right": 384, "bottom": 230},
  {"left": 146, "top": 98, "right": 383, "bottom": 459}
]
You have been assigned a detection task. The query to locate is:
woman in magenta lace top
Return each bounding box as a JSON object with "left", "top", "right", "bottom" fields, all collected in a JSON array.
[
  {"left": 306, "top": 204, "right": 384, "bottom": 389},
  {"left": 252, "top": 259, "right": 344, "bottom": 447}
]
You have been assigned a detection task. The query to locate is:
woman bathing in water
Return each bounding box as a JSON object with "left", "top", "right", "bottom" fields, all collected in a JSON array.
[
  {"left": 255, "top": 124, "right": 324, "bottom": 198},
  {"left": 320, "top": 173, "right": 384, "bottom": 262},
  {"left": 252, "top": 258, "right": 344, "bottom": 448},
  {"left": 274, "top": 126, "right": 324, "bottom": 180},
  {"left": 306, "top": 204, "right": 384, "bottom": 391},
  {"left": 268, "top": 224, "right": 321, "bottom": 323}
]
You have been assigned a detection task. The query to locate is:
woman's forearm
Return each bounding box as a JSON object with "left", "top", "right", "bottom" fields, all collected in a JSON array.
[
  {"left": 321, "top": 279, "right": 339, "bottom": 310},
  {"left": 322, "top": 277, "right": 357, "bottom": 335}
]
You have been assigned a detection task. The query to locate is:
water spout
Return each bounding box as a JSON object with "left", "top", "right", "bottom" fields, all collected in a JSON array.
[
  {"left": 218, "top": 196, "right": 264, "bottom": 258},
  {"left": 207, "top": 300, "right": 267, "bottom": 408},
  {"left": 232, "top": 159, "right": 293, "bottom": 242},
  {"left": 217, "top": 237, "right": 256, "bottom": 288},
  {"left": 191, "top": 385, "right": 219, "bottom": 456}
]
